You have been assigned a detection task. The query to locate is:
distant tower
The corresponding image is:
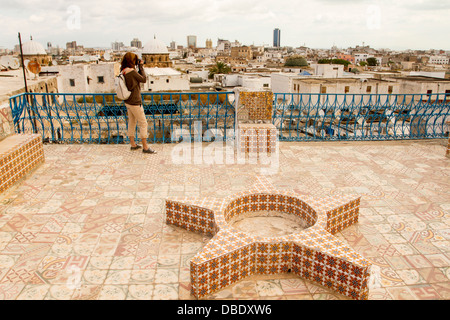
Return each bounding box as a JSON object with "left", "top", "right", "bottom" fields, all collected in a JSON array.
[
  {"left": 273, "top": 28, "right": 281, "bottom": 48},
  {"left": 130, "top": 38, "right": 142, "bottom": 49},
  {"left": 205, "top": 39, "right": 213, "bottom": 49},
  {"left": 187, "top": 35, "right": 197, "bottom": 48}
]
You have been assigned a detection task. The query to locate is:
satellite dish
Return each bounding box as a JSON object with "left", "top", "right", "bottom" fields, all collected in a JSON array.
[
  {"left": 28, "top": 60, "right": 41, "bottom": 75},
  {"left": 9, "top": 57, "right": 20, "bottom": 70},
  {"left": 104, "top": 52, "right": 111, "bottom": 61},
  {"left": 0, "top": 56, "right": 20, "bottom": 70},
  {"left": 0, "top": 57, "right": 7, "bottom": 70}
]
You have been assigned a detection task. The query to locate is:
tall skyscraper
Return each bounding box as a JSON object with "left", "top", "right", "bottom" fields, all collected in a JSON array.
[
  {"left": 187, "top": 35, "right": 197, "bottom": 48},
  {"left": 273, "top": 28, "right": 281, "bottom": 48}
]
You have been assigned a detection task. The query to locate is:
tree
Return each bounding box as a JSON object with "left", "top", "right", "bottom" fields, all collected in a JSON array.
[
  {"left": 284, "top": 55, "right": 308, "bottom": 67},
  {"left": 366, "top": 57, "right": 378, "bottom": 66},
  {"left": 359, "top": 61, "right": 368, "bottom": 67},
  {"left": 318, "top": 58, "right": 351, "bottom": 67},
  {"left": 209, "top": 62, "right": 231, "bottom": 79}
]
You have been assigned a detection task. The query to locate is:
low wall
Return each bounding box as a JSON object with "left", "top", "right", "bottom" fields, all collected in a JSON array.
[{"left": 0, "top": 104, "right": 14, "bottom": 142}]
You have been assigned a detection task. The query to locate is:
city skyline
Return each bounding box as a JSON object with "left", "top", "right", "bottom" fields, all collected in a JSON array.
[{"left": 1, "top": 0, "right": 450, "bottom": 51}]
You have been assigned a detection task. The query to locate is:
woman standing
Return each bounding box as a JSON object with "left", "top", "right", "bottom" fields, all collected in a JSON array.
[{"left": 120, "top": 52, "right": 156, "bottom": 154}]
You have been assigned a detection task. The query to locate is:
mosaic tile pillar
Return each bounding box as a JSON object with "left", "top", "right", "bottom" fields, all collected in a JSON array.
[
  {"left": 238, "top": 91, "right": 274, "bottom": 122},
  {"left": 236, "top": 91, "right": 277, "bottom": 156},
  {"left": 238, "top": 123, "right": 277, "bottom": 155},
  {"left": 0, "top": 104, "right": 14, "bottom": 142},
  {"left": 0, "top": 134, "right": 45, "bottom": 193}
]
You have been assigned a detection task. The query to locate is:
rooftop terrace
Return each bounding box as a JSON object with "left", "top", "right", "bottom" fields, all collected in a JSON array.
[{"left": 0, "top": 139, "right": 448, "bottom": 300}]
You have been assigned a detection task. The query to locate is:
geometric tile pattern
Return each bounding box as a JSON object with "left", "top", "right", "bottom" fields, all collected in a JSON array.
[
  {"left": 0, "top": 139, "right": 449, "bottom": 300},
  {"left": 238, "top": 123, "right": 278, "bottom": 155},
  {"left": 0, "top": 134, "right": 45, "bottom": 193},
  {"left": 238, "top": 91, "right": 273, "bottom": 121},
  {"left": 165, "top": 176, "right": 372, "bottom": 300}
]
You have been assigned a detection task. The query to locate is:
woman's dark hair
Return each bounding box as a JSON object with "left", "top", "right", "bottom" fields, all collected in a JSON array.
[{"left": 121, "top": 52, "right": 138, "bottom": 71}]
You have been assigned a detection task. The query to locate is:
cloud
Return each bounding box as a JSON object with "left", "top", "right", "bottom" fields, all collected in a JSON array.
[
  {"left": 29, "top": 14, "right": 45, "bottom": 23},
  {"left": 1, "top": 0, "right": 449, "bottom": 50}
]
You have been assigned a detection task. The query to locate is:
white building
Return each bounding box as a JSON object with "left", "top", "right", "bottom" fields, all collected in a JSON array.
[
  {"left": 429, "top": 56, "right": 449, "bottom": 65},
  {"left": 271, "top": 73, "right": 300, "bottom": 94},
  {"left": 144, "top": 67, "right": 190, "bottom": 92},
  {"left": 214, "top": 74, "right": 271, "bottom": 90},
  {"left": 69, "top": 55, "right": 100, "bottom": 64},
  {"left": 310, "top": 64, "right": 344, "bottom": 78},
  {"left": 56, "top": 62, "right": 119, "bottom": 94},
  {"left": 354, "top": 53, "right": 372, "bottom": 64}
]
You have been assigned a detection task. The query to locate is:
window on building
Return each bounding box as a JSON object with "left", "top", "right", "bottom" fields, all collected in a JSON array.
[
  {"left": 321, "top": 86, "right": 327, "bottom": 94},
  {"left": 445, "top": 90, "right": 450, "bottom": 97},
  {"left": 345, "top": 86, "right": 350, "bottom": 94},
  {"left": 69, "top": 79, "right": 75, "bottom": 87},
  {"left": 97, "top": 76, "right": 104, "bottom": 83},
  {"left": 166, "top": 79, "right": 170, "bottom": 83},
  {"left": 366, "top": 86, "right": 372, "bottom": 93},
  {"left": 263, "top": 83, "right": 269, "bottom": 88},
  {"left": 427, "top": 90, "right": 433, "bottom": 96},
  {"left": 388, "top": 86, "right": 393, "bottom": 94}
]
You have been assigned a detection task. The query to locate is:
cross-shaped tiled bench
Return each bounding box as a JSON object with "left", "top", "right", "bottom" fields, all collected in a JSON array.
[{"left": 165, "top": 176, "right": 372, "bottom": 300}]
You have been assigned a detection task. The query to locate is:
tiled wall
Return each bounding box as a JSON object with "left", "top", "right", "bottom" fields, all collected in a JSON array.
[
  {"left": 224, "top": 193, "right": 317, "bottom": 227},
  {"left": 237, "top": 91, "right": 274, "bottom": 122},
  {"left": 0, "top": 134, "right": 45, "bottom": 193},
  {"left": 325, "top": 197, "right": 361, "bottom": 234},
  {"left": 165, "top": 198, "right": 220, "bottom": 237},
  {"left": 0, "top": 104, "right": 14, "bottom": 142}
]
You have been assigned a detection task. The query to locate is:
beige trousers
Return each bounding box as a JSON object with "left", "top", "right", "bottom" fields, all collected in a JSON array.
[{"left": 125, "top": 103, "right": 148, "bottom": 139}]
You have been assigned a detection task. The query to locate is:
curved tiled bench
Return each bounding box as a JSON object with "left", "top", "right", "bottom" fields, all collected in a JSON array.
[
  {"left": 0, "top": 134, "right": 45, "bottom": 193},
  {"left": 165, "top": 177, "right": 371, "bottom": 300}
]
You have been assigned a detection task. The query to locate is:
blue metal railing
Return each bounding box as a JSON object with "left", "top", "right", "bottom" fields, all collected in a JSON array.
[
  {"left": 273, "top": 93, "right": 449, "bottom": 141},
  {"left": 9, "top": 92, "right": 450, "bottom": 143},
  {"left": 9, "top": 92, "right": 235, "bottom": 143}
]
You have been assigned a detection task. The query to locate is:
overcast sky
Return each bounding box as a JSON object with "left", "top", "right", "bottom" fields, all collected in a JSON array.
[{"left": 1, "top": 0, "right": 449, "bottom": 51}]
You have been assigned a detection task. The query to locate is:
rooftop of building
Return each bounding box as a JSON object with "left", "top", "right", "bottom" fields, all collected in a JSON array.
[
  {"left": 0, "top": 139, "right": 449, "bottom": 300},
  {"left": 393, "top": 76, "right": 450, "bottom": 82},
  {"left": 0, "top": 69, "right": 56, "bottom": 104},
  {"left": 144, "top": 67, "right": 182, "bottom": 77}
]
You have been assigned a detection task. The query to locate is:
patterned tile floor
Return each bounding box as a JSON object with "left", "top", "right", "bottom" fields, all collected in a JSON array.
[{"left": 0, "top": 139, "right": 449, "bottom": 300}]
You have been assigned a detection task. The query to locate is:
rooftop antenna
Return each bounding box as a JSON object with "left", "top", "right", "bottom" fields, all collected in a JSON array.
[{"left": 18, "top": 32, "right": 28, "bottom": 93}]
